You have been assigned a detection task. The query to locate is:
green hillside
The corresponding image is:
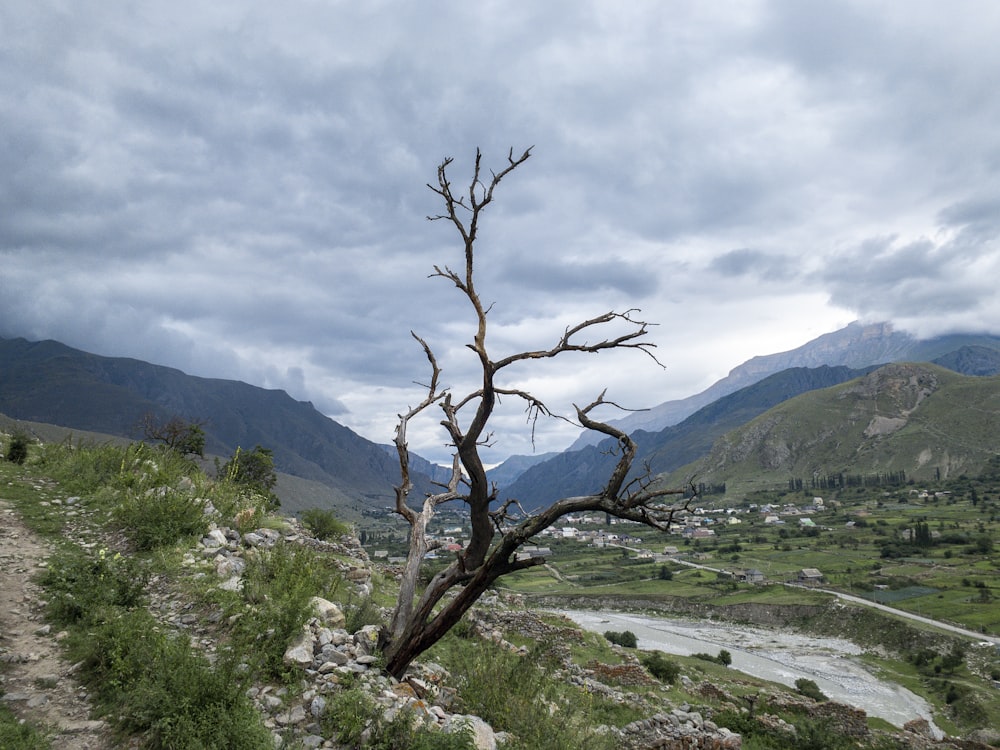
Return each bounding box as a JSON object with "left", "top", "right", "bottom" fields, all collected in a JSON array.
[{"left": 666, "top": 363, "right": 1000, "bottom": 496}]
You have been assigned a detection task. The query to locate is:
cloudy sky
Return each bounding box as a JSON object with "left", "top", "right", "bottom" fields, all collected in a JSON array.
[{"left": 3, "top": 1, "right": 1000, "bottom": 465}]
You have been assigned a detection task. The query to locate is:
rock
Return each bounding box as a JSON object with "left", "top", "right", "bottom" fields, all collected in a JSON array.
[
  {"left": 283, "top": 630, "right": 316, "bottom": 669},
  {"left": 444, "top": 714, "right": 497, "bottom": 750},
  {"left": 310, "top": 597, "right": 346, "bottom": 628},
  {"left": 275, "top": 705, "right": 307, "bottom": 726},
  {"left": 903, "top": 718, "right": 935, "bottom": 738},
  {"left": 309, "top": 695, "right": 326, "bottom": 718},
  {"left": 202, "top": 529, "right": 227, "bottom": 548}
]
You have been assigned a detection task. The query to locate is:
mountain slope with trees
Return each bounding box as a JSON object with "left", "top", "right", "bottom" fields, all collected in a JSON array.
[
  {"left": 663, "top": 362, "right": 1000, "bottom": 494},
  {"left": 0, "top": 336, "right": 425, "bottom": 509},
  {"left": 569, "top": 322, "right": 1000, "bottom": 448}
]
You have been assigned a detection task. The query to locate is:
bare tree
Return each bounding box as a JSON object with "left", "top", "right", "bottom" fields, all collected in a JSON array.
[{"left": 379, "top": 148, "right": 693, "bottom": 679}]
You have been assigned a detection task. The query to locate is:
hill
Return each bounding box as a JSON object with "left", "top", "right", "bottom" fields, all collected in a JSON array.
[
  {"left": 664, "top": 362, "right": 1000, "bottom": 495},
  {"left": 502, "top": 364, "right": 878, "bottom": 509},
  {"left": 569, "top": 322, "right": 1000, "bottom": 448},
  {"left": 0, "top": 336, "right": 428, "bottom": 511}
]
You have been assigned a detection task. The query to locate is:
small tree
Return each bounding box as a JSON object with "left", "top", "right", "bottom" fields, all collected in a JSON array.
[
  {"left": 219, "top": 445, "right": 280, "bottom": 509},
  {"left": 4, "top": 430, "right": 31, "bottom": 464},
  {"left": 379, "top": 148, "right": 693, "bottom": 679},
  {"left": 139, "top": 413, "right": 206, "bottom": 457}
]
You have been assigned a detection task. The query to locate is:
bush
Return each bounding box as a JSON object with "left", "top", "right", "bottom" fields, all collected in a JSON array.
[
  {"left": 113, "top": 486, "right": 210, "bottom": 550},
  {"left": 69, "top": 609, "right": 271, "bottom": 749},
  {"left": 641, "top": 651, "right": 680, "bottom": 684},
  {"left": 230, "top": 543, "right": 346, "bottom": 679},
  {"left": 302, "top": 507, "right": 351, "bottom": 540},
  {"left": 0, "top": 702, "right": 50, "bottom": 750},
  {"left": 604, "top": 630, "right": 637, "bottom": 648},
  {"left": 4, "top": 431, "right": 30, "bottom": 464},
  {"left": 692, "top": 649, "right": 731, "bottom": 666},
  {"left": 42, "top": 546, "right": 148, "bottom": 625},
  {"left": 795, "top": 677, "right": 828, "bottom": 702},
  {"left": 431, "top": 634, "right": 622, "bottom": 750},
  {"left": 323, "top": 688, "right": 474, "bottom": 749}
]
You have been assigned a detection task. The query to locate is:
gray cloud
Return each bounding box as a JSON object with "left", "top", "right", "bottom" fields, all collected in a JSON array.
[{"left": 2, "top": 0, "right": 999, "bottom": 462}]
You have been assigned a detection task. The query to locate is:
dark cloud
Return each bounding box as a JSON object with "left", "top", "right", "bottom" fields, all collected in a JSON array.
[{"left": 2, "top": 1, "right": 999, "bottom": 462}]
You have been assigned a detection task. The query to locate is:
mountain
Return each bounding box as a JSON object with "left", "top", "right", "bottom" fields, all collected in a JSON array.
[
  {"left": 502, "top": 364, "right": 878, "bottom": 510},
  {"left": 568, "top": 322, "right": 1000, "bottom": 449},
  {"left": 0, "top": 336, "right": 428, "bottom": 509},
  {"left": 666, "top": 362, "right": 1000, "bottom": 494}
]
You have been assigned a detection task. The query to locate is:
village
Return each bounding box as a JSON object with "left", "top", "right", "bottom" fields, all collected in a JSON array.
[{"left": 365, "top": 497, "right": 856, "bottom": 588}]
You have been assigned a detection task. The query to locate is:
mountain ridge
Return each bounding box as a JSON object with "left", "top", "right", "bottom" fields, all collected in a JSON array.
[{"left": 0, "top": 336, "right": 427, "bottom": 510}]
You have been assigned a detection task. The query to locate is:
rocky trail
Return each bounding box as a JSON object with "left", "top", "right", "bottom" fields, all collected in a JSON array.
[{"left": 0, "top": 499, "right": 112, "bottom": 749}]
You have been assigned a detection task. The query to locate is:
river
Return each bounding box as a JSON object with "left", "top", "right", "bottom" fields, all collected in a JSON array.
[{"left": 557, "top": 609, "right": 941, "bottom": 734}]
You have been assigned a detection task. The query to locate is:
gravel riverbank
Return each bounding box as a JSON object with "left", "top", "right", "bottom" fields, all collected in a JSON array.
[{"left": 557, "top": 608, "right": 943, "bottom": 736}]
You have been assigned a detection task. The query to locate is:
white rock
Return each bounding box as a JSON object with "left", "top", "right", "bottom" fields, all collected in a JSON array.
[
  {"left": 444, "top": 714, "right": 496, "bottom": 750},
  {"left": 309, "top": 597, "right": 346, "bottom": 628}
]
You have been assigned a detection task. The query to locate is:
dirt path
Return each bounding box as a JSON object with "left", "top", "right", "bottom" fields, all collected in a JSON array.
[{"left": 0, "top": 499, "right": 113, "bottom": 749}]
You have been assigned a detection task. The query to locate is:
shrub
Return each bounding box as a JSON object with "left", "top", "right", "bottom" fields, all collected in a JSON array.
[
  {"left": 230, "top": 543, "right": 345, "bottom": 679},
  {"left": 4, "top": 431, "right": 30, "bottom": 464},
  {"left": 302, "top": 507, "right": 351, "bottom": 540},
  {"left": 68, "top": 609, "right": 271, "bottom": 749},
  {"left": 323, "top": 688, "right": 474, "bottom": 749},
  {"left": 0, "top": 702, "right": 50, "bottom": 750},
  {"left": 113, "top": 486, "right": 210, "bottom": 550},
  {"left": 604, "top": 630, "right": 637, "bottom": 648},
  {"left": 641, "top": 651, "right": 680, "bottom": 684},
  {"left": 42, "top": 546, "right": 148, "bottom": 625},
  {"left": 795, "top": 678, "right": 828, "bottom": 702},
  {"left": 692, "top": 649, "right": 732, "bottom": 666},
  {"left": 431, "top": 634, "right": 621, "bottom": 750}
]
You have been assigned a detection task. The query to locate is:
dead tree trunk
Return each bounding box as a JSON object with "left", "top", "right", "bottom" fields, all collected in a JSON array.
[{"left": 379, "top": 148, "right": 692, "bottom": 680}]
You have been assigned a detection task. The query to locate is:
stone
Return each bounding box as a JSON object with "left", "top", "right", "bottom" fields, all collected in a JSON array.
[
  {"left": 283, "top": 630, "right": 316, "bottom": 669},
  {"left": 444, "top": 714, "right": 496, "bottom": 750},
  {"left": 310, "top": 597, "right": 346, "bottom": 628}
]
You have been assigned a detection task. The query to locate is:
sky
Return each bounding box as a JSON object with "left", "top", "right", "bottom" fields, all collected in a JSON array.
[{"left": 3, "top": 1, "right": 1000, "bottom": 465}]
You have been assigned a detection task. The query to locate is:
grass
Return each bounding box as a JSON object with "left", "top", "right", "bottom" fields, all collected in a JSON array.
[
  {"left": 0, "top": 701, "right": 51, "bottom": 750},
  {"left": 6, "top": 432, "right": 1000, "bottom": 745}
]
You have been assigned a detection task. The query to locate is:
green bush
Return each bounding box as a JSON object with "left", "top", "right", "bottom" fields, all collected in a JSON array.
[
  {"left": 230, "top": 543, "right": 346, "bottom": 679},
  {"left": 302, "top": 507, "right": 351, "bottom": 540},
  {"left": 68, "top": 609, "right": 271, "bottom": 750},
  {"left": 794, "top": 678, "right": 828, "bottom": 702},
  {"left": 4, "top": 431, "right": 30, "bottom": 464},
  {"left": 604, "top": 630, "right": 637, "bottom": 648},
  {"left": 113, "top": 486, "right": 210, "bottom": 550},
  {"left": 42, "top": 546, "right": 148, "bottom": 625},
  {"left": 0, "top": 702, "right": 50, "bottom": 750},
  {"left": 430, "top": 634, "right": 621, "bottom": 750},
  {"left": 323, "top": 688, "right": 474, "bottom": 749},
  {"left": 640, "top": 650, "right": 680, "bottom": 684}
]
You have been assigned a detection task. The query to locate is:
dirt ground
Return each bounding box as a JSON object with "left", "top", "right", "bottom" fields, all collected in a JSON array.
[{"left": 0, "top": 499, "right": 113, "bottom": 749}]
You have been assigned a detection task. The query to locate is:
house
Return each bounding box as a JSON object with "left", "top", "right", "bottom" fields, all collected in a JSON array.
[
  {"left": 736, "top": 569, "right": 766, "bottom": 584},
  {"left": 798, "top": 568, "right": 824, "bottom": 584},
  {"left": 662, "top": 546, "right": 680, "bottom": 556}
]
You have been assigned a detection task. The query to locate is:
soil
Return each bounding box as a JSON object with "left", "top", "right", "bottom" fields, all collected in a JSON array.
[{"left": 0, "top": 499, "right": 113, "bottom": 749}]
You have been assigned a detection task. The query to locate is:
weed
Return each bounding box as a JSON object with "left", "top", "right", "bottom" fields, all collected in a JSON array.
[
  {"left": 0, "top": 701, "right": 51, "bottom": 750},
  {"left": 112, "top": 486, "right": 209, "bottom": 550},
  {"left": 429, "top": 632, "right": 621, "bottom": 750}
]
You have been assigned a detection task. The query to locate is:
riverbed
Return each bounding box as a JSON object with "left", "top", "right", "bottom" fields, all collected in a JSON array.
[{"left": 557, "top": 609, "right": 941, "bottom": 734}]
